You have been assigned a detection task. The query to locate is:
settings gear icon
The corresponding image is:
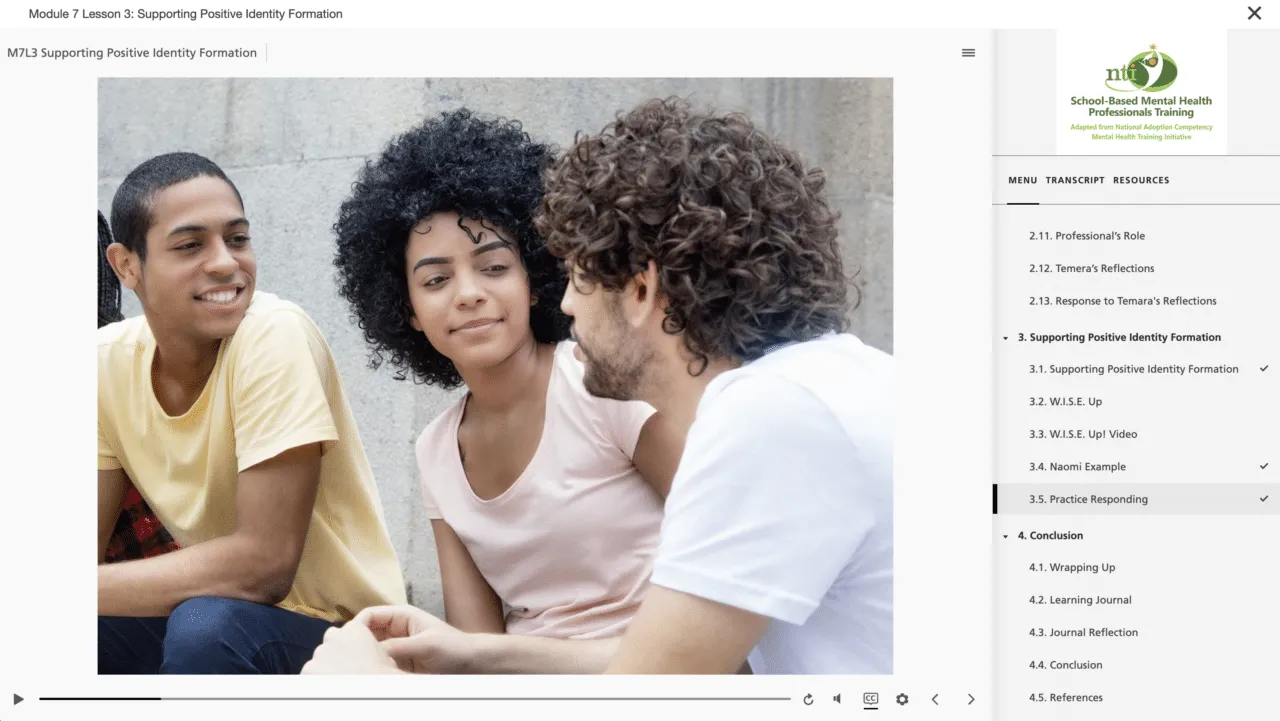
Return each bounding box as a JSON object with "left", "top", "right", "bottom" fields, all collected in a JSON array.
[{"left": 896, "top": 693, "right": 910, "bottom": 706}]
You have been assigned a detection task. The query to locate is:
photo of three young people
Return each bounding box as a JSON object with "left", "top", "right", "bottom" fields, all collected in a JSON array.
[{"left": 97, "top": 80, "right": 894, "bottom": 676}]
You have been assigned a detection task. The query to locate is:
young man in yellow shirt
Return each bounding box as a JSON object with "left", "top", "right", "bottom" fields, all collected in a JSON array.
[{"left": 98, "top": 152, "right": 406, "bottom": 674}]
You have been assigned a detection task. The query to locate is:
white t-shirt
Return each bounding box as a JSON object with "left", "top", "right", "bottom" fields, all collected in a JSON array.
[{"left": 649, "top": 332, "right": 893, "bottom": 674}]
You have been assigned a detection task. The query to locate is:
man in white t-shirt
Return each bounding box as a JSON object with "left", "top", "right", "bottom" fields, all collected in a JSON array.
[{"left": 533, "top": 98, "right": 894, "bottom": 674}]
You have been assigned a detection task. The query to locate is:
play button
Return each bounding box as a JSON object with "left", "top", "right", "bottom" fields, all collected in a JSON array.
[{"left": 14, "top": 693, "right": 23, "bottom": 705}]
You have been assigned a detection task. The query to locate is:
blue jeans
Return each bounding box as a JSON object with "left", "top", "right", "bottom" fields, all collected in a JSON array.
[{"left": 99, "top": 596, "right": 334, "bottom": 674}]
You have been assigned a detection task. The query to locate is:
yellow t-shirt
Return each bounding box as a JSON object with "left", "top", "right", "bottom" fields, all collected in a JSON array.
[{"left": 97, "top": 291, "right": 407, "bottom": 622}]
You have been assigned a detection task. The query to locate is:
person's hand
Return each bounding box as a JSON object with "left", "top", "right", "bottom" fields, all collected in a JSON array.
[
  {"left": 300, "top": 620, "right": 404, "bottom": 675},
  {"left": 352, "top": 604, "right": 477, "bottom": 674}
]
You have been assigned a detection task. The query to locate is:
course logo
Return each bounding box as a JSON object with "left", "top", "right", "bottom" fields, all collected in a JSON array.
[{"left": 1105, "top": 44, "right": 1177, "bottom": 92}]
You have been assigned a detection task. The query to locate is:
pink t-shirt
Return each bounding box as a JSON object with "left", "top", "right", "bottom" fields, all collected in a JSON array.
[{"left": 415, "top": 341, "right": 663, "bottom": 639}]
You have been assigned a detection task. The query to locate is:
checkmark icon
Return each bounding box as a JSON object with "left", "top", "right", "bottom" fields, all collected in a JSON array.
[
  {"left": 1264, "top": 463, "right": 1271, "bottom": 470},
  {"left": 1262, "top": 495, "right": 1270, "bottom": 502},
  {"left": 1263, "top": 365, "right": 1270, "bottom": 372}
]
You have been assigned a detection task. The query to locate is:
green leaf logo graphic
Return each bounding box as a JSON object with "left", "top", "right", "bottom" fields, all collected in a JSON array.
[
  {"left": 1127, "top": 50, "right": 1177, "bottom": 91},
  {"left": 1105, "top": 44, "right": 1178, "bottom": 92}
]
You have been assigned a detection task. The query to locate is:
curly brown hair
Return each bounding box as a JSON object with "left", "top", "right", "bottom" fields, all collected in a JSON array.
[{"left": 536, "top": 97, "right": 852, "bottom": 370}]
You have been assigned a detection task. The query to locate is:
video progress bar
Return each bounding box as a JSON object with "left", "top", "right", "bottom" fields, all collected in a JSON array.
[{"left": 40, "top": 696, "right": 792, "bottom": 702}]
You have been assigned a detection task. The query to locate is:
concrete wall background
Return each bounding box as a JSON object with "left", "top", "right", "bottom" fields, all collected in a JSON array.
[{"left": 98, "top": 78, "right": 893, "bottom": 617}]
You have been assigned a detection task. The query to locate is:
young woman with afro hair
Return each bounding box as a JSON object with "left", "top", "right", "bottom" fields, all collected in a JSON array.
[{"left": 321, "top": 109, "right": 685, "bottom": 675}]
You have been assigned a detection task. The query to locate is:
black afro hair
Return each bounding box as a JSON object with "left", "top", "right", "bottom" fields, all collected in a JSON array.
[{"left": 333, "top": 108, "right": 571, "bottom": 389}]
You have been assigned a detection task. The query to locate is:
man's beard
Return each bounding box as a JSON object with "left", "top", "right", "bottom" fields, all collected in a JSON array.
[{"left": 578, "top": 333, "right": 650, "bottom": 402}]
